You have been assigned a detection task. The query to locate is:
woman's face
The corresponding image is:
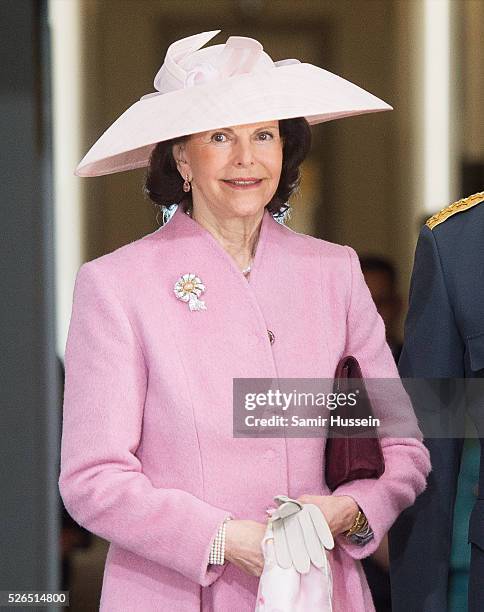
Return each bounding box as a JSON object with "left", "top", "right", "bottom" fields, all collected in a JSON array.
[{"left": 173, "top": 120, "right": 283, "bottom": 219}]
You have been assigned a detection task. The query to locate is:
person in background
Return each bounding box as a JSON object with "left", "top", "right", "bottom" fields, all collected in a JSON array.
[{"left": 361, "top": 256, "right": 403, "bottom": 363}]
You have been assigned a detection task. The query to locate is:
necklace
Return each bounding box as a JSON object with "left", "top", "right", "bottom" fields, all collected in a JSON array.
[
  {"left": 185, "top": 204, "right": 256, "bottom": 275},
  {"left": 184, "top": 204, "right": 193, "bottom": 217}
]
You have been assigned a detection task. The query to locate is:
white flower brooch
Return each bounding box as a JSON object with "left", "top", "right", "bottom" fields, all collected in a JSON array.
[{"left": 173, "top": 273, "right": 207, "bottom": 311}]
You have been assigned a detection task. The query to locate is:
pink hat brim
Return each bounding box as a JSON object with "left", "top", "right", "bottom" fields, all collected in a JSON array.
[{"left": 75, "top": 63, "right": 392, "bottom": 177}]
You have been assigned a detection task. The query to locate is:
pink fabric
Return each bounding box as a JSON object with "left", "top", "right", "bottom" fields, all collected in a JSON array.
[
  {"left": 59, "top": 204, "right": 431, "bottom": 611},
  {"left": 255, "top": 522, "right": 333, "bottom": 611}
]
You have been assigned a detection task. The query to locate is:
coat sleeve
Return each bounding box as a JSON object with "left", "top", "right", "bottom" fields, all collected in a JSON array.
[
  {"left": 389, "top": 225, "right": 465, "bottom": 611},
  {"left": 329, "top": 246, "right": 431, "bottom": 559},
  {"left": 58, "top": 262, "right": 233, "bottom": 586}
]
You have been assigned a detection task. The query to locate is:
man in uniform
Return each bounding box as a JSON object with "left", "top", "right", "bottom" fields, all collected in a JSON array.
[{"left": 389, "top": 191, "right": 484, "bottom": 611}]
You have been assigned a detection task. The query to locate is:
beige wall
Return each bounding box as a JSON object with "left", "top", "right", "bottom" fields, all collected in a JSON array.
[{"left": 463, "top": 0, "right": 484, "bottom": 161}]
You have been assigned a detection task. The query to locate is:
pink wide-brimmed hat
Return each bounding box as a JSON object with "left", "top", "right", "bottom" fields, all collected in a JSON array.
[{"left": 75, "top": 30, "right": 392, "bottom": 177}]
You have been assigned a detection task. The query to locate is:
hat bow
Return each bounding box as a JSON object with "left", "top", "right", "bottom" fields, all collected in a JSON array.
[{"left": 143, "top": 30, "right": 300, "bottom": 99}]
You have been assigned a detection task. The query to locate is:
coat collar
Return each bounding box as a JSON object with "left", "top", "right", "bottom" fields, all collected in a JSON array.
[
  {"left": 161, "top": 202, "right": 290, "bottom": 291},
  {"left": 155, "top": 201, "right": 332, "bottom": 378}
]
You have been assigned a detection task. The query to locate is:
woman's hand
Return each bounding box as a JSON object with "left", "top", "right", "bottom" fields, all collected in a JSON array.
[
  {"left": 224, "top": 519, "right": 267, "bottom": 577},
  {"left": 296, "top": 494, "right": 359, "bottom": 536}
]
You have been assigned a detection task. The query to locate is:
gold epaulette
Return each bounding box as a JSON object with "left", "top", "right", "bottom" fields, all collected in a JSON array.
[{"left": 426, "top": 191, "right": 484, "bottom": 230}]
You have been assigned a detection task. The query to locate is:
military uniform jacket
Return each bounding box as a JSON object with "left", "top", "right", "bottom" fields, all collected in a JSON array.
[{"left": 391, "top": 192, "right": 484, "bottom": 612}]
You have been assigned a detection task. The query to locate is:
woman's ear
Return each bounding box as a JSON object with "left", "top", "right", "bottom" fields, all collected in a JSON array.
[{"left": 172, "top": 143, "right": 188, "bottom": 178}]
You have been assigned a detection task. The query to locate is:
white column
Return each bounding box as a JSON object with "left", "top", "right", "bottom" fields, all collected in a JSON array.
[
  {"left": 422, "top": 0, "right": 460, "bottom": 214},
  {"left": 48, "top": 0, "right": 83, "bottom": 358}
]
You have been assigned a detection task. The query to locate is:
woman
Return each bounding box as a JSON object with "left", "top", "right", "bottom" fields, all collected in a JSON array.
[{"left": 59, "top": 31, "right": 430, "bottom": 611}]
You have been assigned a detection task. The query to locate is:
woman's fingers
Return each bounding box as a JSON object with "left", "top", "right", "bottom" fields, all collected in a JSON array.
[
  {"left": 230, "top": 556, "right": 264, "bottom": 577},
  {"left": 224, "top": 520, "right": 267, "bottom": 577}
]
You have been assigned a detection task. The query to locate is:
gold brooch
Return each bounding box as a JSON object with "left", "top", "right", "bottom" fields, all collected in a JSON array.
[{"left": 174, "top": 273, "right": 207, "bottom": 311}]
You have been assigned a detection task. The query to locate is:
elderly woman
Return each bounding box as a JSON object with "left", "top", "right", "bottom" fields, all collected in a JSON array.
[{"left": 59, "top": 31, "right": 430, "bottom": 612}]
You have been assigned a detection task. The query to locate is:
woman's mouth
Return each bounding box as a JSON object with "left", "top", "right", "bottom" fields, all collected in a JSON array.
[{"left": 222, "top": 178, "right": 263, "bottom": 190}]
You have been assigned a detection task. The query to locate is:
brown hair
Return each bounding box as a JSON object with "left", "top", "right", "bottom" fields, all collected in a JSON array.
[{"left": 143, "top": 117, "right": 312, "bottom": 222}]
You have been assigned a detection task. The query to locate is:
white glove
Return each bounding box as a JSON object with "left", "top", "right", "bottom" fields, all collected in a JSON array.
[{"left": 269, "top": 494, "right": 334, "bottom": 574}]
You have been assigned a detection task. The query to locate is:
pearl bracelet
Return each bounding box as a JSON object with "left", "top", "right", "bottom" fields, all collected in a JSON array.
[{"left": 209, "top": 517, "right": 232, "bottom": 565}]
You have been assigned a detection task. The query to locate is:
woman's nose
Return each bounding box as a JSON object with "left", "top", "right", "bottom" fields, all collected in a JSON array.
[{"left": 233, "top": 140, "right": 255, "bottom": 167}]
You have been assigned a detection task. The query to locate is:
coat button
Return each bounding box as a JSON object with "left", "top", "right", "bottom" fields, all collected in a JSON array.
[{"left": 267, "top": 330, "right": 275, "bottom": 344}]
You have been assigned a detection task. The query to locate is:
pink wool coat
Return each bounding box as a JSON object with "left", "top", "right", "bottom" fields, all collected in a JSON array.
[{"left": 59, "top": 204, "right": 431, "bottom": 612}]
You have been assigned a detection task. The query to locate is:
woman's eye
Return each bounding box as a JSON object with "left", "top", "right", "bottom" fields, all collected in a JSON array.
[
  {"left": 257, "top": 131, "right": 274, "bottom": 141},
  {"left": 211, "top": 132, "right": 228, "bottom": 143}
]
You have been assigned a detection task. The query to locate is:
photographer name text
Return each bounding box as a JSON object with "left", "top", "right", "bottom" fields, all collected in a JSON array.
[{"left": 244, "top": 415, "right": 380, "bottom": 428}]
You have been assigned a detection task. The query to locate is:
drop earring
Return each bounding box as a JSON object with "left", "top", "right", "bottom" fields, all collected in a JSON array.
[{"left": 183, "top": 174, "right": 191, "bottom": 193}]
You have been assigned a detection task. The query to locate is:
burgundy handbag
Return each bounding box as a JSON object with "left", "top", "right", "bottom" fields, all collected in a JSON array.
[{"left": 324, "top": 355, "right": 385, "bottom": 491}]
